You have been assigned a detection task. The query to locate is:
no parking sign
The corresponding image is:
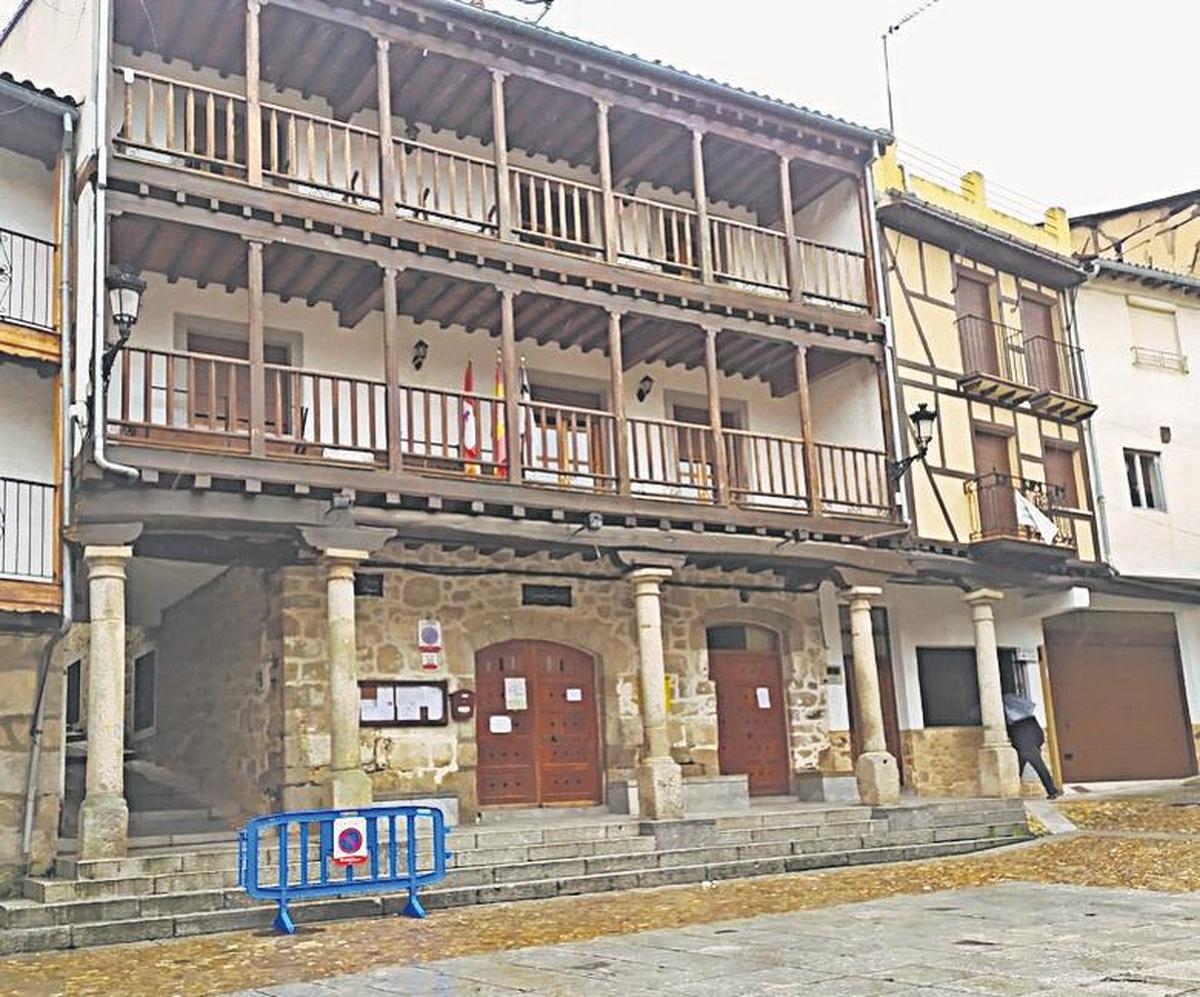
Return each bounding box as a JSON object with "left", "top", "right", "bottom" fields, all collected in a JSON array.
[{"left": 331, "top": 816, "right": 369, "bottom": 867}]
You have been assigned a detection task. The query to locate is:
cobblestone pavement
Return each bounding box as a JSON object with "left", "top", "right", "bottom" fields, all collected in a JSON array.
[{"left": 229, "top": 882, "right": 1200, "bottom": 996}]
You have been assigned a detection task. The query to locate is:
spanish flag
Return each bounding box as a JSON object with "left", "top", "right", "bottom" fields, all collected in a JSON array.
[{"left": 493, "top": 350, "right": 507, "bottom": 478}]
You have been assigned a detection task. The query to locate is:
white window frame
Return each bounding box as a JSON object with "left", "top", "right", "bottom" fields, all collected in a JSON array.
[{"left": 1124, "top": 448, "right": 1166, "bottom": 511}]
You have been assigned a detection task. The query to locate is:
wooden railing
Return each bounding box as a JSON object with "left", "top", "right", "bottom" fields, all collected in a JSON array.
[
  {"left": 627, "top": 417, "right": 716, "bottom": 500},
  {"left": 1024, "top": 335, "right": 1088, "bottom": 400},
  {"left": 520, "top": 400, "right": 617, "bottom": 492},
  {"left": 710, "top": 217, "right": 789, "bottom": 294},
  {"left": 965, "top": 473, "right": 1076, "bottom": 548},
  {"left": 394, "top": 139, "right": 497, "bottom": 232},
  {"left": 0, "top": 476, "right": 55, "bottom": 582},
  {"left": 615, "top": 194, "right": 701, "bottom": 278},
  {"left": 724, "top": 429, "right": 808, "bottom": 509},
  {"left": 107, "top": 346, "right": 252, "bottom": 449},
  {"left": 815, "top": 443, "right": 890, "bottom": 517},
  {"left": 797, "top": 239, "right": 869, "bottom": 310},
  {"left": 0, "top": 226, "right": 55, "bottom": 331},
  {"left": 114, "top": 67, "right": 246, "bottom": 178},
  {"left": 262, "top": 103, "right": 381, "bottom": 208},
  {"left": 264, "top": 365, "right": 387, "bottom": 463},
  {"left": 510, "top": 167, "right": 603, "bottom": 256},
  {"left": 399, "top": 385, "right": 505, "bottom": 476}
]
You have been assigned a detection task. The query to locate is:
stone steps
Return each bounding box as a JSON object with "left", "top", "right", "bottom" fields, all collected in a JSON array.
[{"left": 1, "top": 801, "right": 1030, "bottom": 953}]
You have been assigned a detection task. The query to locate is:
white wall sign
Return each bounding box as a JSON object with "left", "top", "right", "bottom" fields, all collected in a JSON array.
[
  {"left": 396, "top": 684, "right": 445, "bottom": 723},
  {"left": 488, "top": 714, "right": 513, "bottom": 734},
  {"left": 565, "top": 688, "right": 583, "bottom": 703},
  {"left": 331, "top": 816, "right": 369, "bottom": 867},
  {"left": 504, "top": 676, "right": 528, "bottom": 710},
  {"left": 360, "top": 685, "right": 395, "bottom": 723},
  {"left": 755, "top": 687, "right": 771, "bottom": 710},
  {"left": 418, "top": 619, "right": 443, "bottom": 651}
]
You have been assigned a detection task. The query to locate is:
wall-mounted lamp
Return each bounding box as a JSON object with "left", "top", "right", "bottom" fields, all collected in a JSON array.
[
  {"left": 887, "top": 402, "right": 937, "bottom": 481},
  {"left": 636, "top": 375, "right": 654, "bottom": 402},
  {"left": 412, "top": 339, "right": 429, "bottom": 371},
  {"left": 102, "top": 265, "right": 146, "bottom": 384}
]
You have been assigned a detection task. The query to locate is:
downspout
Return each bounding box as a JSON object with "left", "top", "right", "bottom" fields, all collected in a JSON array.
[
  {"left": 90, "top": 0, "right": 138, "bottom": 480},
  {"left": 21, "top": 110, "right": 79, "bottom": 868},
  {"left": 865, "top": 141, "right": 910, "bottom": 524},
  {"left": 1070, "top": 271, "right": 1113, "bottom": 565}
]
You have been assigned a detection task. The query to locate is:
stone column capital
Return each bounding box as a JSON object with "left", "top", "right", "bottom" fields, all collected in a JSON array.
[
  {"left": 840, "top": 585, "right": 882, "bottom": 609},
  {"left": 322, "top": 550, "right": 370, "bottom": 581},
  {"left": 629, "top": 566, "right": 673, "bottom": 596},
  {"left": 83, "top": 544, "right": 134, "bottom": 579},
  {"left": 964, "top": 588, "right": 1004, "bottom": 618}
]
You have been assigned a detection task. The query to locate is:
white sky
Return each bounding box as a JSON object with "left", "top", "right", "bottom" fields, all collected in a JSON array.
[{"left": 3, "top": 0, "right": 1196, "bottom": 214}]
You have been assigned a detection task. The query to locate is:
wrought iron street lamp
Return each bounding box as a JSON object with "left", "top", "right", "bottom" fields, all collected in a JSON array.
[
  {"left": 102, "top": 266, "right": 146, "bottom": 384},
  {"left": 888, "top": 402, "right": 937, "bottom": 481}
]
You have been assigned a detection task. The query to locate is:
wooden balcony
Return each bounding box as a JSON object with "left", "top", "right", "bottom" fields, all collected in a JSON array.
[
  {"left": 106, "top": 346, "right": 891, "bottom": 520},
  {"left": 964, "top": 472, "right": 1077, "bottom": 564},
  {"left": 0, "top": 224, "right": 59, "bottom": 361},
  {"left": 0, "top": 475, "right": 60, "bottom": 614}
]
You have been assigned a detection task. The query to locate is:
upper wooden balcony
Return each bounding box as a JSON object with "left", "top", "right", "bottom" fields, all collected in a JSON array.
[
  {"left": 964, "top": 472, "right": 1092, "bottom": 566},
  {"left": 107, "top": 0, "right": 880, "bottom": 326},
  {"left": 0, "top": 474, "right": 60, "bottom": 614},
  {"left": 0, "top": 224, "right": 60, "bottom": 362}
]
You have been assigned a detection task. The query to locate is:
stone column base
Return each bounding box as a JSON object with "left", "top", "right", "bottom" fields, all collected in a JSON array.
[
  {"left": 331, "top": 768, "right": 373, "bottom": 809},
  {"left": 977, "top": 744, "right": 1021, "bottom": 798},
  {"left": 637, "top": 756, "right": 684, "bottom": 820},
  {"left": 77, "top": 793, "right": 129, "bottom": 860},
  {"left": 855, "top": 751, "right": 901, "bottom": 806}
]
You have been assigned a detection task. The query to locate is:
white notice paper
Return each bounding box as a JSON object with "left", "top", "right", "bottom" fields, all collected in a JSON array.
[
  {"left": 360, "top": 685, "right": 396, "bottom": 722},
  {"left": 565, "top": 688, "right": 583, "bottom": 702},
  {"left": 504, "top": 677, "right": 528, "bottom": 710},
  {"left": 396, "top": 684, "right": 445, "bottom": 723},
  {"left": 755, "top": 687, "right": 771, "bottom": 710},
  {"left": 489, "top": 714, "right": 513, "bottom": 734}
]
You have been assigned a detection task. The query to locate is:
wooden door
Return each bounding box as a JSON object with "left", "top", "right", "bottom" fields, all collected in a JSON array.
[
  {"left": 955, "top": 274, "right": 999, "bottom": 374},
  {"left": 475, "top": 640, "right": 602, "bottom": 807},
  {"left": 709, "top": 643, "right": 791, "bottom": 796},
  {"left": 1045, "top": 612, "right": 1196, "bottom": 782},
  {"left": 1020, "top": 297, "right": 1061, "bottom": 392},
  {"left": 973, "top": 429, "right": 1018, "bottom": 536}
]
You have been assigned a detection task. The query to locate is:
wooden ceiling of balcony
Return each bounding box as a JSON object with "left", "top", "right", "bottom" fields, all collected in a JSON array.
[{"left": 110, "top": 213, "right": 817, "bottom": 393}]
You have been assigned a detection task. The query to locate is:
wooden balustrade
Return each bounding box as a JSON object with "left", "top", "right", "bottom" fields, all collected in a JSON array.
[
  {"left": 262, "top": 103, "right": 381, "bottom": 207},
  {"left": 710, "top": 217, "right": 789, "bottom": 294},
  {"left": 520, "top": 401, "right": 617, "bottom": 492},
  {"left": 0, "top": 226, "right": 55, "bottom": 331},
  {"left": 724, "top": 429, "right": 809, "bottom": 509},
  {"left": 263, "top": 365, "right": 387, "bottom": 464},
  {"left": 0, "top": 476, "right": 55, "bottom": 582},
  {"left": 399, "top": 385, "right": 505, "bottom": 476},
  {"left": 615, "top": 194, "right": 700, "bottom": 277},
  {"left": 114, "top": 67, "right": 247, "bottom": 177},
  {"left": 510, "top": 166, "right": 604, "bottom": 255},
  {"left": 797, "top": 239, "right": 870, "bottom": 310},
  {"left": 394, "top": 139, "right": 498, "bottom": 232},
  {"left": 965, "top": 472, "right": 1076, "bottom": 548},
  {"left": 814, "top": 442, "right": 890, "bottom": 516},
  {"left": 626, "top": 417, "right": 716, "bottom": 501}
]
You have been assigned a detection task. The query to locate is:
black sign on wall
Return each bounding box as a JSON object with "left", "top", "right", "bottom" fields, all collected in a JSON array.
[{"left": 522, "top": 584, "right": 573, "bottom": 607}]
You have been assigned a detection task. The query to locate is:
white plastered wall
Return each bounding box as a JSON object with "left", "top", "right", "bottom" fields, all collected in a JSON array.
[
  {"left": 0, "top": 363, "right": 57, "bottom": 485},
  {"left": 0, "top": 148, "right": 57, "bottom": 241}
]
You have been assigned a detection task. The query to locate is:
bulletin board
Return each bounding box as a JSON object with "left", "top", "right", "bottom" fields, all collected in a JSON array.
[{"left": 358, "top": 680, "right": 449, "bottom": 727}]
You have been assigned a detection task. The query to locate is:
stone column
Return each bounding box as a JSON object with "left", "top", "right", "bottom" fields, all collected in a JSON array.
[
  {"left": 324, "top": 549, "right": 374, "bottom": 808},
  {"left": 78, "top": 545, "right": 133, "bottom": 859},
  {"left": 630, "top": 567, "right": 684, "bottom": 819},
  {"left": 842, "top": 586, "right": 900, "bottom": 805},
  {"left": 964, "top": 589, "right": 1021, "bottom": 798}
]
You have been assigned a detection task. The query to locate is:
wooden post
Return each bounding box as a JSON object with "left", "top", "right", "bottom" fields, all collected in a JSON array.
[
  {"left": 376, "top": 38, "right": 397, "bottom": 216},
  {"left": 779, "top": 154, "right": 803, "bottom": 302},
  {"left": 491, "top": 70, "right": 514, "bottom": 242},
  {"left": 607, "top": 309, "right": 630, "bottom": 495},
  {"left": 245, "top": 0, "right": 263, "bottom": 186},
  {"left": 499, "top": 288, "right": 522, "bottom": 482},
  {"left": 382, "top": 265, "right": 402, "bottom": 472},
  {"left": 691, "top": 128, "right": 714, "bottom": 284},
  {"left": 596, "top": 100, "right": 618, "bottom": 265},
  {"left": 247, "top": 239, "right": 266, "bottom": 456},
  {"left": 795, "top": 345, "right": 822, "bottom": 517},
  {"left": 702, "top": 325, "right": 730, "bottom": 505},
  {"left": 875, "top": 357, "right": 897, "bottom": 514},
  {"left": 856, "top": 179, "right": 879, "bottom": 314}
]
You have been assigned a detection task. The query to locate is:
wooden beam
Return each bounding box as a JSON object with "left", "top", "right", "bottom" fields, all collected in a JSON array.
[
  {"left": 337, "top": 269, "right": 385, "bottom": 327},
  {"left": 245, "top": 0, "right": 263, "bottom": 186},
  {"left": 615, "top": 126, "right": 681, "bottom": 188},
  {"left": 692, "top": 129, "right": 714, "bottom": 285},
  {"left": 856, "top": 178, "right": 879, "bottom": 316},
  {"left": 247, "top": 239, "right": 266, "bottom": 456},
  {"left": 779, "top": 155, "right": 802, "bottom": 303},
  {"left": 375, "top": 38, "right": 397, "bottom": 215},
  {"left": 491, "top": 70, "right": 513, "bottom": 241},
  {"left": 703, "top": 325, "right": 730, "bottom": 504},
  {"left": 795, "top": 345, "right": 821, "bottom": 517},
  {"left": 607, "top": 309, "right": 630, "bottom": 495},
  {"left": 596, "top": 100, "right": 618, "bottom": 264},
  {"left": 500, "top": 288, "right": 522, "bottom": 482},
  {"left": 382, "top": 265, "right": 402, "bottom": 472}
]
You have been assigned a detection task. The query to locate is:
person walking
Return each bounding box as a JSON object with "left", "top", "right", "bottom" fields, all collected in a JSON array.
[{"left": 1003, "top": 694, "right": 1060, "bottom": 800}]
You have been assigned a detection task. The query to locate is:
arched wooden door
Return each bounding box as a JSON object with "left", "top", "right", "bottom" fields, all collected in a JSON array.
[
  {"left": 475, "top": 640, "right": 602, "bottom": 807},
  {"left": 708, "top": 626, "right": 792, "bottom": 796}
]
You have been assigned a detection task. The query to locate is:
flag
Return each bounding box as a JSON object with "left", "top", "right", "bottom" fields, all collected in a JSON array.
[
  {"left": 462, "top": 360, "right": 479, "bottom": 476},
  {"left": 493, "top": 350, "right": 507, "bottom": 478},
  {"left": 1014, "top": 489, "right": 1058, "bottom": 545}
]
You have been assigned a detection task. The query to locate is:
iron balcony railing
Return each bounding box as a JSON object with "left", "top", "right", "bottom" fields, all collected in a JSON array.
[
  {"left": 957, "top": 315, "right": 1089, "bottom": 401},
  {"left": 0, "top": 476, "right": 57, "bottom": 581},
  {"left": 964, "top": 472, "right": 1075, "bottom": 549},
  {"left": 0, "top": 226, "right": 56, "bottom": 331}
]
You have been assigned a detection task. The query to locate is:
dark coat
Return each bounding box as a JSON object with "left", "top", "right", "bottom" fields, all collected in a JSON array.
[{"left": 1007, "top": 715, "right": 1045, "bottom": 752}]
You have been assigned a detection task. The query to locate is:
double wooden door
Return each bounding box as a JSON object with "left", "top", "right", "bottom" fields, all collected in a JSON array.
[
  {"left": 709, "top": 649, "right": 792, "bottom": 796},
  {"left": 474, "top": 640, "right": 602, "bottom": 807}
]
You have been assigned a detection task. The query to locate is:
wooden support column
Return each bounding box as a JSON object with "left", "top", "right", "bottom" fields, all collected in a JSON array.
[
  {"left": 491, "top": 70, "right": 514, "bottom": 242},
  {"left": 596, "top": 100, "right": 618, "bottom": 264},
  {"left": 245, "top": 0, "right": 263, "bottom": 186},
  {"left": 499, "top": 288, "right": 522, "bottom": 482},
  {"left": 382, "top": 265, "right": 402, "bottom": 472},
  {"left": 607, "top": 309, "right": 630, "bottom": 495},
  {"left": 875, "top": 357, "right": 897, "bottom": 513},
  {"left": 795, "top": 345, "right": 822, "bottom": 517},
  {"left": 856, "top": 179, "right": 879, "bottom": 315},
  {"left": 691, "top": 128, "right": 714, "bottom": 284},
  {"left": 702, "top": 325, "right": 730, "bottom": 505},
  {"left": 779, "top": 154, "right": 803, "bottom": 302},
  {"left": 247, "top": 238, "right": 266, "bottom": 457},
  {"left": 376, "top": 38, "right": 397, "bottom": 215}
]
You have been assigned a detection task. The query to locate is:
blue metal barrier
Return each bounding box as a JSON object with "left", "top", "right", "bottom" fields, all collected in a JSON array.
[{"left": 237, "top": 805, "right": 452, "bottom": 934}]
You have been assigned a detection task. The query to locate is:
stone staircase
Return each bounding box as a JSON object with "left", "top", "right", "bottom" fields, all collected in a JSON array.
[{"left": 0, "top": 799, "right": 1030, "bottom": 953}]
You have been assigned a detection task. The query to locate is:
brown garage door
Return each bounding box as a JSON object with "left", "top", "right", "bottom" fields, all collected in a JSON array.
[{"left": 1044, "top": 611, "right": 1196, "bottom": 782}]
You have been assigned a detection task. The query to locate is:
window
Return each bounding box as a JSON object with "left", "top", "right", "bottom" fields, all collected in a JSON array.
[
  {"left": 917, "top": 647, "right": 1026, "bottom": 727},
  {"left": 133, "top": 652, "right": 156, "bottom": 733},
  {"left": 707, "top": 625, "right": 779, "bottom": 653},
  {"left": 65, "top": 660, "right": 81, "bottom": 731},
  {"left": 1129, "top": 303, "right": 1183, "bottom": 369},
  {"left": 1042, "top": 445, "right": 1080, "bottom": 509},
  {"left": 1124, "top": 449, "right": 1165, "bottom": 510}
]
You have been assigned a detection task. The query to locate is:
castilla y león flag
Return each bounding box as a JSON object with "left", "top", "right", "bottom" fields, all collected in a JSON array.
[{"left": 462, "top": 359, "right": 480, "bottom": 475}]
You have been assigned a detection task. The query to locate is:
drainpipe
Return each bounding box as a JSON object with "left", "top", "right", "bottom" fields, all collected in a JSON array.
[
  {"left": 865, "top": 141, "right": 910, "bottom": 524},
  {"left": 21, "top": 110, "right": 80, "bottom": 869},
  {"left": 1069, "top": 273, "right": 1113, "bottom": 566},
  {"left": 90, "top": 0, "right": 138, "bottom": 480}
]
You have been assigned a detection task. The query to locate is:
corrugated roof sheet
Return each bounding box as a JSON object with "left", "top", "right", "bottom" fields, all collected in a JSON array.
[{"left": 0, "top": 70, "right": 81, "bottom": 107}]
